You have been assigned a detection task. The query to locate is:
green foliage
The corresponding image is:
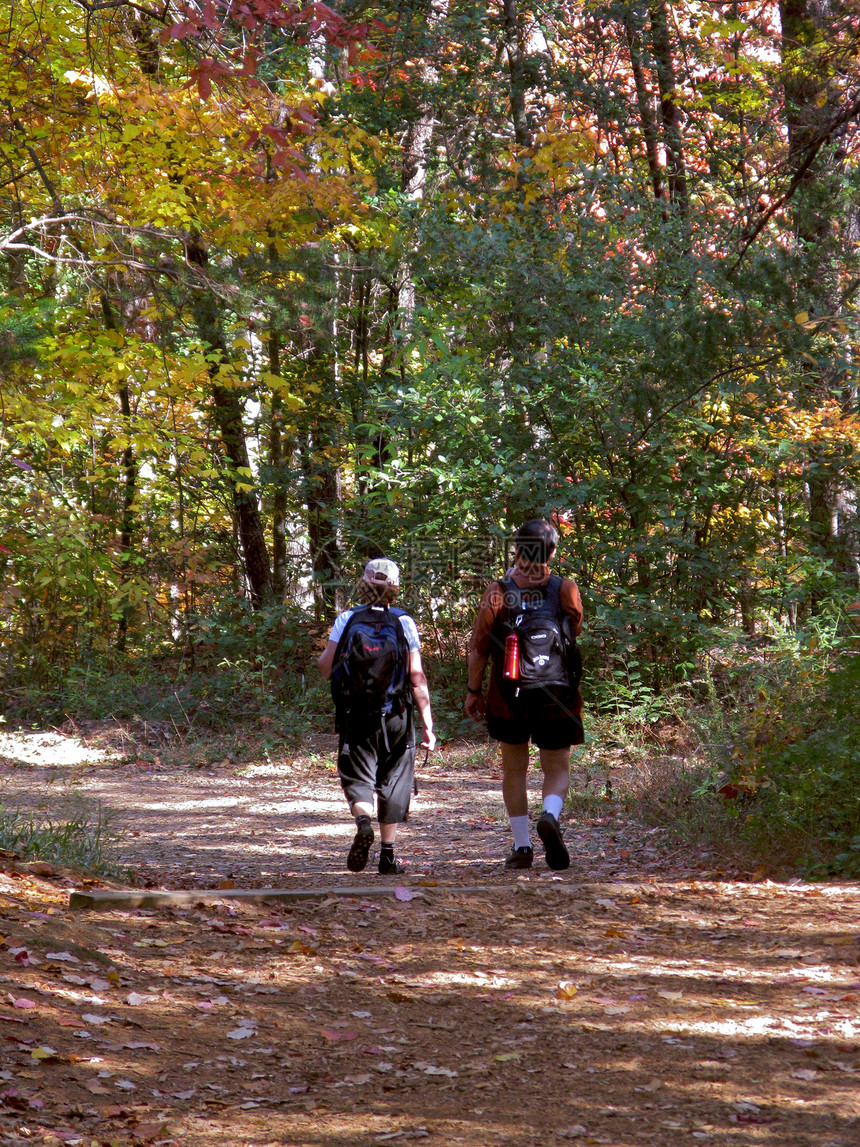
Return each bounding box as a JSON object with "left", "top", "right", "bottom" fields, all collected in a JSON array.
[
  {"left": 747, "top": 643, "right": 860, "bottom": 876},
  {"left": 0, "top": 799, "right": 123, "bottom": 877},
  {"left": 1, "top": 0, "right": 858, "bottom": 876}
]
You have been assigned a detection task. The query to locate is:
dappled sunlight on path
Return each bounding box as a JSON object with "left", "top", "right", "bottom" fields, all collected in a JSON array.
[{"left": 0, "top": 734, "right": 858, "bottom": 1146}]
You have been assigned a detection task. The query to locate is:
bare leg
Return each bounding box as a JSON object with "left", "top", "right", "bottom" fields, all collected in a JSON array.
[
  {"left": 500, "top": 742, "right": 530, "bottom": 816},
  {"left": 539, "top": 747, "right": 571, "bottom": 804}
]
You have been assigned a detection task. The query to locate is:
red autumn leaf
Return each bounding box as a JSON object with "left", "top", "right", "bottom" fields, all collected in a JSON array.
[
  {"left": 201, "top": 1, "right": 219, "bottom": 32},
  {"left": 240, "top": 48, "right": 260, "bottom": 76},
  {"left": 262, "top": 124, "right": 288, "bottom": 144}
]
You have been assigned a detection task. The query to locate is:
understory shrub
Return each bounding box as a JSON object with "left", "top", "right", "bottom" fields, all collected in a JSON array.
[{"left": 746, "top": 649, "right": 860, "bottom": 875}]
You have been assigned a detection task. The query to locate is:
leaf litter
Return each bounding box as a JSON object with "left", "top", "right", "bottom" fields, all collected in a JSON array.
[{"left": 0, "top": 743, "right": 859, "bottom": 1145}]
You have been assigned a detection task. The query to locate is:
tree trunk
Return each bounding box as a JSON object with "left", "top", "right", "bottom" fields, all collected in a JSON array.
[
  {"left": 501, "top": 0, "right": 533, "bottom": 149},
  {"left": 623, "top": 5, "right": 665, "bottom": 208},
  {"left": 648, "top": 0, "right": 688, "bottom": 215},
  {"left": 100, "top": 292, "right": 137, "bottom": 651},
  {"left": 268, "top": 326, "right": 288, "bottom": 602},
  {"left": 302, "top": 415, "right": 343, "bottom": 623},
  {"left": 185, "top": 237, "right": 273, "bottom": 608}
]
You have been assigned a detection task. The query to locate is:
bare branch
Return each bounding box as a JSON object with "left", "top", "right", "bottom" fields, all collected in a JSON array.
[
  {"left": 70, "top": 0, "right": 173, "bottom": 20},
  {"left": 728, "top": 93, "right": 860, "bottom": 278}
]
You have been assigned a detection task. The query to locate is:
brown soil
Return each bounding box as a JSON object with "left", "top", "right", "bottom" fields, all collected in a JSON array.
[{"left": 0, "top": 730, "right": 858, "bottom": 1147}]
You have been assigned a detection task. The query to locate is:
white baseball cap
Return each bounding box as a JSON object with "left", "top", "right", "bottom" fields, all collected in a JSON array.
[{"left": 363, "top": 557, "right": 400, "bottom": 586}]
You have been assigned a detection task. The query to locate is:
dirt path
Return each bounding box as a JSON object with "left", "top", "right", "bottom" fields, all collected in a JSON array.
[{"left": 0, "top": 731, "right": 858, "bottom": 1147}]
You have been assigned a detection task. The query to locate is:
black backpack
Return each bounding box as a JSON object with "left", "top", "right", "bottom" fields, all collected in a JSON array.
[
  {"left": 330, "top": 605, "right": 411, "bottom": 729},
  {"left": 494, "top": 574, "right": 582, "bottom": 705}
]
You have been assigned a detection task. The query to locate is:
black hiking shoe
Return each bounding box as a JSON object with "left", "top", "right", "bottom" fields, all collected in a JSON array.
[
  {"left": 347, "top": 818, "right": 374, "bottom": 872},
  {"left": 378, "top": 850, "right": 405, "bottom": 875},
  {"left": 504, "top": 845, "right": 534, "bottom": 869},
  {"left": 536, "top": 812, "right": 570, "bottom": 870}
]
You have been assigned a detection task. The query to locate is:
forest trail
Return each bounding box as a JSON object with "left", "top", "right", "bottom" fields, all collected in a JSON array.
[{"left": 0, "top": 728, "right": 858, "bottom": 1147}]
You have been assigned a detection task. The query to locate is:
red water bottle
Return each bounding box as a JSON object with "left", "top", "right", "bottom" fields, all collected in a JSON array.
[{"left": 503, "top": 634, "right": 519, "bottom": 679}]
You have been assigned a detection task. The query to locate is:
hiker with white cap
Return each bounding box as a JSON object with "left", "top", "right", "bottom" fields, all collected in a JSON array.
[{"left": 318, "top": 558, "right": 436, "bottom": 874}]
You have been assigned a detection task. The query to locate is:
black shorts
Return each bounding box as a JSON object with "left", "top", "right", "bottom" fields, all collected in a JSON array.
[
  {"left": 487, "top": 692, "right": 584, "bottom": 750},
  {"left": 337, "top": 710, "right": 415, "bottom": 823}
]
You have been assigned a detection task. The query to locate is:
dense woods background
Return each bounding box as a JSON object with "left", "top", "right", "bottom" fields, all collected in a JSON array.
[{"left": 1, "top": 1, "right": 858, "bottom": 872}]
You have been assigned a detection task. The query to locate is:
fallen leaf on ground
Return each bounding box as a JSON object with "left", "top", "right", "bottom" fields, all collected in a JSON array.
[
  {"left": 414, "top": 1062, "right": 457, "bottom": 1077},
  {"left": 226, "top": 1025, "right": 256, "bottom": 1040},
  {"left": 133, "top": 1121, "right": 170, "bottom": 1142},
  {"left": 126, "top": 992, "right": 154, "bottom": 1006}
]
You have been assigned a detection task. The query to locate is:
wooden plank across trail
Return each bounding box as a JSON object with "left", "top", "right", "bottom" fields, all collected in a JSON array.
[
  {"left": 68, "top": 881, "right": 621, "bottom": 910},
  {"left": 68, "top": 884, "right": 435, "bottom": 910}
]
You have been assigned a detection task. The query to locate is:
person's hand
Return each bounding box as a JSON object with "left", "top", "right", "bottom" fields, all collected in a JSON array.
[
  {"left": 465, "top": 691, "right": 486, "bottom": 721},
  {"left": 420, "top": 729, "right": 437, "bottom": 752}
]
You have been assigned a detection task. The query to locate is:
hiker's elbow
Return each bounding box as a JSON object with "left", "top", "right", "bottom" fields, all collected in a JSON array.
[{"left": 318, "top": 643, "right": 336, "bottom": 678}]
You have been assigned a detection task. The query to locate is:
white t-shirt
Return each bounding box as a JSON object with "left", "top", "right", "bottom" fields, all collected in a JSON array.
[{"left": 328, "top": 608, "right": 420, "bottom": 653}]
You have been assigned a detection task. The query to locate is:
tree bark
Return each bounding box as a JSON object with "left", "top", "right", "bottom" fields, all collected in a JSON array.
[
  {"left": 185, "top": 237, "right": 273, "bottom": 608},
  {"left": 100, "top": 292, "right": 137, "bottom": 651},
  {"left": 648, "top": 0, "right": 688, "bottom": 215},
  {"left": 301, "top": 412, "right": 343, "bottom": 624},
  {"left": 501, "top": 0, "right": 533, "bottom": 149},
  {"left": 623, "top": 5, "right": 665, "bottom": 207},
  {"left": 268, "top": 326, "right": 288, "bottom": 602}
]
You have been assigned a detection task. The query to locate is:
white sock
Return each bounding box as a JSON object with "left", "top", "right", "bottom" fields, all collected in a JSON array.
[
  {"left": 510, "top": 815, "right": 531, "bottom": 850},
  {"left": 542, "top": 794, "right": 564, "bottom": 820}
]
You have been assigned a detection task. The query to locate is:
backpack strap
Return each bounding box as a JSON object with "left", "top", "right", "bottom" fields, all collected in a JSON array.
[
  {"left": 543, "top": 574, "right": 563, "bottom": 619},
  {"left": 498, "top": 574, "right": 562, "bottom": 623}
]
